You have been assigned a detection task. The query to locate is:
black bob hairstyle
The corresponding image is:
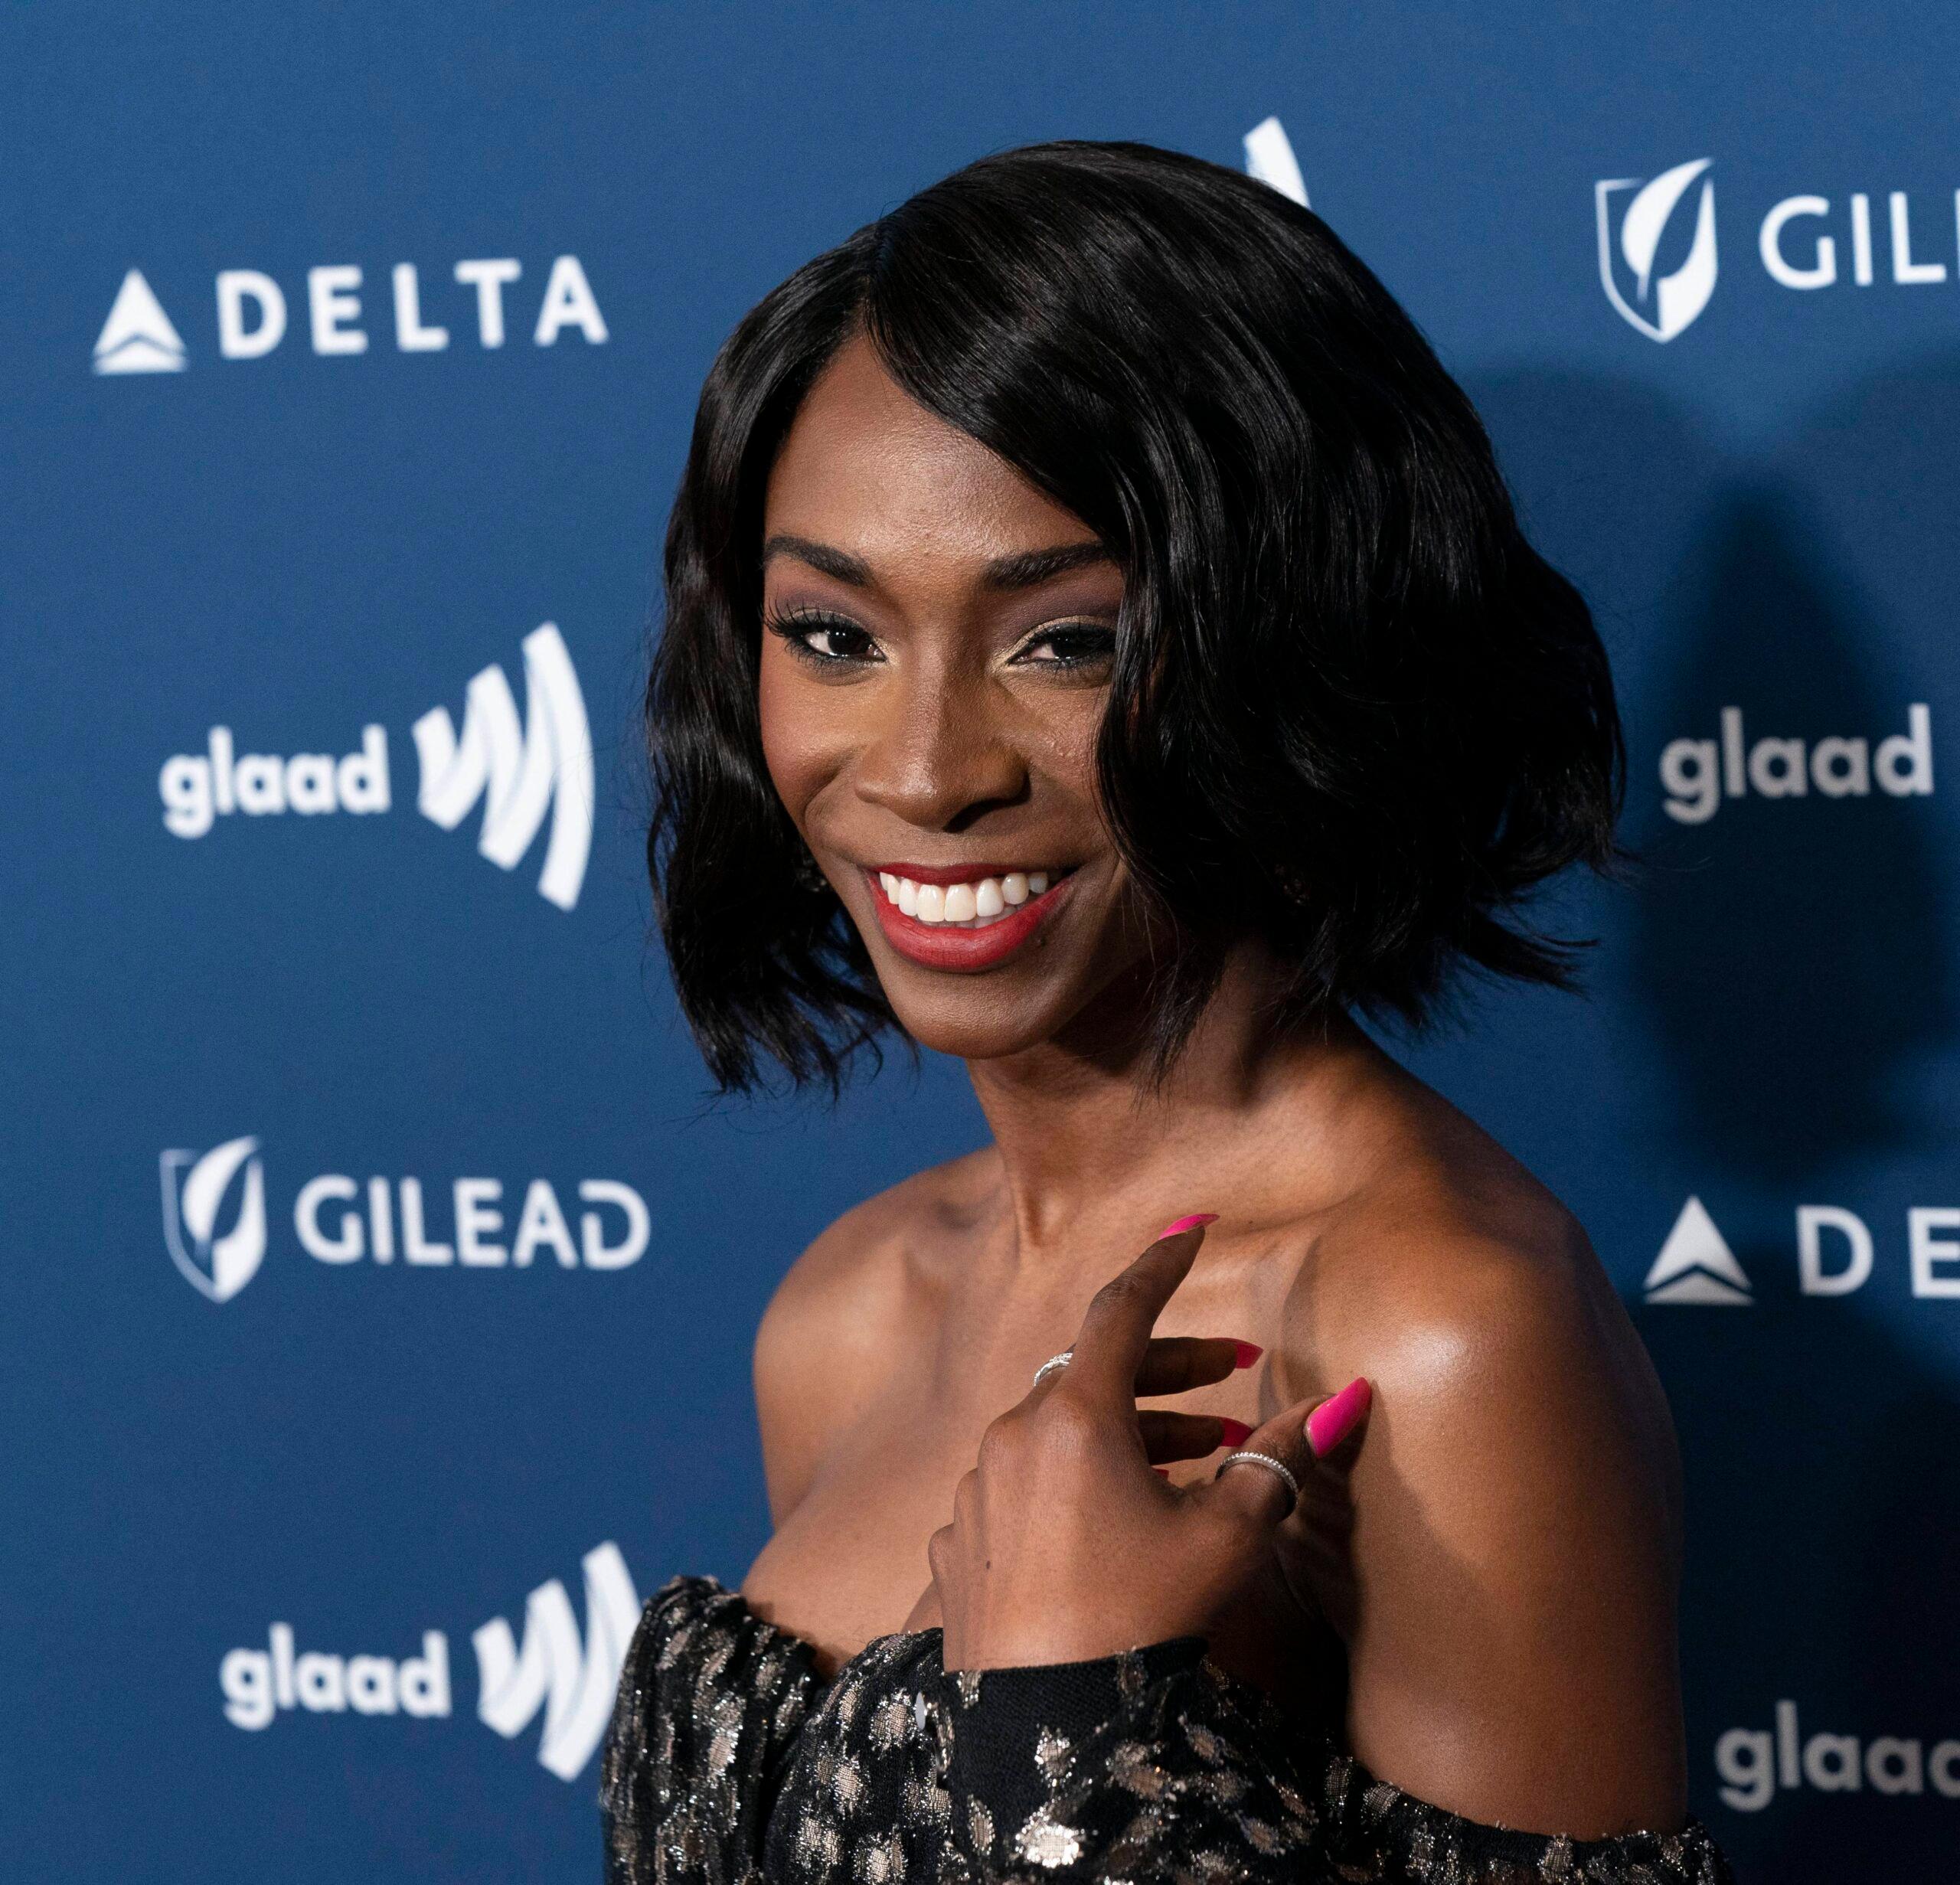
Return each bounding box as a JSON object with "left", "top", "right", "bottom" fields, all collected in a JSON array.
[{"left": 646, "top": 139, "right": 1624, "bottom": 1096}]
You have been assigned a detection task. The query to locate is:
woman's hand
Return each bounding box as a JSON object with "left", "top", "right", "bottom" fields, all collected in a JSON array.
[{"left": 926, "top": 1217, "right": 1370, "bottom": 1671}]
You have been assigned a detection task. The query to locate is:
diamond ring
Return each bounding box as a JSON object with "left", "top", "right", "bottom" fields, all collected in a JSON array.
[
  {"left": 1031, "top": 1348, "right": 1074, "bottom": 1388},
  {"left": 1215, "top": 1449, "right": 1300, "bottom": 1514}
]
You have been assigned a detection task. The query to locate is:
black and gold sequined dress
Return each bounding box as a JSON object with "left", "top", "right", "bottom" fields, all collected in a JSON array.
[{"left": 600, "top": 1574, "right": 1734, "bottom": 1884}]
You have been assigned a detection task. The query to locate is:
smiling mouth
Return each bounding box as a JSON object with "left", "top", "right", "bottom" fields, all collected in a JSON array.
[
  {"left": 858, "top": 863, "right": 1079, "bottom": 972},
  {"left": 873, "top": 866, "right": 1070, "bottom": 928}
]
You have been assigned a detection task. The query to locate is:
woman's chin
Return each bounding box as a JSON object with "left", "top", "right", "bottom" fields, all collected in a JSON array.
[{"left": 880, "top": 992, "right": 1080, "bottom": 1065}]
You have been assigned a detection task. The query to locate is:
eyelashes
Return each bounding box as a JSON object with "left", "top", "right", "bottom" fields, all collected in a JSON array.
[
  {"left": 761, "top": 605, "right": 1118, "bottom": 672},
  {"left": 762, "top": 606, "right": 882, "bottom": 666}
]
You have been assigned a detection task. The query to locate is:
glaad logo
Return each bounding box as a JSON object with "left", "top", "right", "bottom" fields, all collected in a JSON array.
[
  {"left": 218, "top": 1542, "right": 638, "bottom": 1782},
  {"left": 1660, "top": 704, "right": 1932, "bottom": 825},
  {"left": 1243, "top": 115, "right": 1308, "bottom": 207},
  {"left": 1646, "top": 1197, "right": 1960, "bottom": 1305},
  {"left": 1716, "top": 1700, "right": 1960, "bottom": 1810},
  {"left": 1596, "top": 158, "right": 1720, "bottom": 341},
  {"left": 158, "top": 623, "right": 593, "bottom": 909},
  {"left": 159, "top": 1136, "right": 267, "bottom": 1302},
  {"left": 93, "top": 256, "right": 606, "bottom": 374},
  {"left": 413, "top": 624, "right": 593, "bottom": 911},
  {"left": 158, "top": 1140, "right": 651, "bottom": 1299},
  {"left": 475, "top": 1542, "right": 642, "bottom": 1780}
]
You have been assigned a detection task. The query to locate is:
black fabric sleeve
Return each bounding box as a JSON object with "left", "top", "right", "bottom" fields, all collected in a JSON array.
[
  {"left": 934, "top": 1639, "right": 1738, "bottom": 1884},
  {"left": 598, "top": 1576, "right": 827, "bottom": 1885}
]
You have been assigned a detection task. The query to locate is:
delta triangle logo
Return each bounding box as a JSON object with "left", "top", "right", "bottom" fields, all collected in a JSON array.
[
  {"left": 1644, "top": 1196, "right": 1753, "bottom": 1305},
  {"left": 93, "top": 269, "right": 188, "bottom": 374}
]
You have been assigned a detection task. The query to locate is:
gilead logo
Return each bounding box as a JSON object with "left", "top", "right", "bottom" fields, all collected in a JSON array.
[
  {"left": 220, "top": 1542, "right": 639, "bottom": 1782},
  {"left": 1597, "top": 162, "right": 1960, "bottom": 341},
  {"left": 93, "top": 255, "right": 605, "bottom": 373},
  {"left": 159, "top": 1139, "right": 651, "bottom": 1300},
  {"left": 160, "top": 1137, "right": 268, "bottom": 1302},
  {"left": 1659, "top": 704, "right": 1932, "bottom": 825},
  {"left": 1717, "top": 1700, "right": 1960, "bottom": 1810},
  {"left": 158, "top": 622, "right": 593, "bottom": 910}
]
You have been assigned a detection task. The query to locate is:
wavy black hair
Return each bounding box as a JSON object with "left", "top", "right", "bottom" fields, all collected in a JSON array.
[{"left": 646, "top": 139, "right": 1624, "bottom": 1096}]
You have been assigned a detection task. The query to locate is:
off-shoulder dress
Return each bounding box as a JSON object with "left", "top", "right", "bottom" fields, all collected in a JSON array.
[{"left": 599, "top": 1573, "right": 1734, "bottom": 1884}]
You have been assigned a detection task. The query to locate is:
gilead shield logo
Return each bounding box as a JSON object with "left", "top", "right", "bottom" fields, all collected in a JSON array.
[
  {"left": 158, "top": 622, "right": 593, "bottom": 910},
  {"left": 219, "top": 1542, "right": 639, "bottom": 1782},
  {"left": 1597, "top": 159, "right": 1720, "bottom": 342},
  {"left": 1599, "top": 162, "right": 1960, "bottom": 341},
  {"left": 160, "top": 1136, "right": 267, "bottom": 1302}
]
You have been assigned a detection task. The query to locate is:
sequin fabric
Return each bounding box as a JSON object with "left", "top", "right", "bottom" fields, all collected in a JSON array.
[{"left": 599, "top": 1575, "right": 1736, "bottom": 1885}]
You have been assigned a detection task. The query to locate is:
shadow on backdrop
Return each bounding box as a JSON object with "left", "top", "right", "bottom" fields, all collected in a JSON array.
[{"left": 1471, "top": 360, "right": 1960, "bottom": 1880}]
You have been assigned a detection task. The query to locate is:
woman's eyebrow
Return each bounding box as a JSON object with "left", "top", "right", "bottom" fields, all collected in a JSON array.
[
  {"left": 761, "top": 534, "right": 1114, "bottom": 592},
  {"left": 978, "top": 541, "right": 1115, "bottom": 590}
]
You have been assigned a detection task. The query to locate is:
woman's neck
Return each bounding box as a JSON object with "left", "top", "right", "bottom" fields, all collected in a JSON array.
[{"left": 963, "top": 949, "right": 1381, "bottom": 1260}]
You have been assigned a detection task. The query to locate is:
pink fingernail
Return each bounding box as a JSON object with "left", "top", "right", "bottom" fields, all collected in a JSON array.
[
  {"left": 1217, "top": 1417, "right": 1254, "bottom": 1447},
  {"left": 1157, "top": 1213, "right": 1219, "bottom": 1240},
  {"left": 1305, "top": 1377, "right": 1371, "bottom": 1457},
  {"left": 1232, "top": 1341, "right": 1263, "bottom": 1370},
  {"left": 1153, "top": 1465, "right": 1171, "bottom": 1479}
]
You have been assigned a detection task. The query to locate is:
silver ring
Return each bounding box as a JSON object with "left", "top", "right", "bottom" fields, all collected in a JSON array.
[
  {"left": 1216, "top": 1449, "right": 1300, "bottom": 1513},
  {"left": 1031, "top": 1348, "right": 1074, "bottom": 1388}
]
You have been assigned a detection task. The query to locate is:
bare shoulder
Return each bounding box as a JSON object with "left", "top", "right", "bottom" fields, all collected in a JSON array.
[
  {"left": 1289, "top": 1090, "right": 1679, "bottom": 1521},
  {"left": 1276, "top": 1078, "right": 1687, "bottom": 1834},
  {"left": 753, "top": 1146, "right": 999, "bottom": 1523}
]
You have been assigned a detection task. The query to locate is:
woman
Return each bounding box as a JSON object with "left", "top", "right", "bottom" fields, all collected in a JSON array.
[{"left": 603, "top": 139, "right": 1734, "bottom": 1882}]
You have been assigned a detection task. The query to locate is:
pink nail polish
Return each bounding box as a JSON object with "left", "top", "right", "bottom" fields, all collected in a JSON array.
[
  {"left": 1157, "top": 1213, "right": 1219, "bottom": 1240},
  {"left": 1305, "top": 1377, "right": 1371, "bottom": 1457},
  {"left": 1232, "top": 1341, "right": 1263, "bottom": 1370},
  {"left": 1217, "top": 1416, "right": 1254, "bottom": 1447}
]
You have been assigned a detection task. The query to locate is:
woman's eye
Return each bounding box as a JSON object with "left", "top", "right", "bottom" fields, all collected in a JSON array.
[
  {"left": 1014, "top": 624, "right": 1118, "bottom": 668},
  {"left": 766, "top": 609, "right": 882, "bottom": 665}
]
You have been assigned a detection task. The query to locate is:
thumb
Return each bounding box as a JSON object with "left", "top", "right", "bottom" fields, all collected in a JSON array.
[{"left": 1202, "top": 1376, "right": 1372, "bottom": 1527}]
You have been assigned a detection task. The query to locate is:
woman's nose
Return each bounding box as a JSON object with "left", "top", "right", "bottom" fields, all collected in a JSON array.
[{"left": 851, "top": 673, "right": 1028, "bottom": 831}]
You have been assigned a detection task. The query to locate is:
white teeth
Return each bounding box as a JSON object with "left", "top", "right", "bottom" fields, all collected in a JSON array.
[{"left": 877, "top": 869, "right": 1064, "bottom": 929}]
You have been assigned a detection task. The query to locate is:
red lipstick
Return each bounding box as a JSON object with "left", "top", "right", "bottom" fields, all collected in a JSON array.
[{"left": 862, "top": 867, "right": 1076, "bottom": 972}]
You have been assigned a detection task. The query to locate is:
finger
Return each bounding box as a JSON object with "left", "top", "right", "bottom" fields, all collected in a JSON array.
[
  {"left": 1139, "top": 1410, "right": 1254, "bottom": 1464},
  {"left": 1200, "top": 1377, "right": 1372, "bottom": 1528},
  {"left": 1064, "top": 1216, "right": 1218, "bottom": 1407},
  {"left": 1134, "top": 1335, "right": 1260, "bottom": 1397}
]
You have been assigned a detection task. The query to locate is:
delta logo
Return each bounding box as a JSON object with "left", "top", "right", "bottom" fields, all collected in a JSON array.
[
  {"left": 1597, "top": 159, "right": 1960, "bottom": 341},
  {"left": 1643, "top": 1197, "right": 1960, "bottom": 1306},
  {"left": 157, "top": 622, "right": 591, "bottom": 911},
  {"left": 92, "top": 254, "right": 606, "bottom": 374},
  {"left": 159, "top": 1135, "right": 652, "bottom": 1303},
  {"left": 219, "top": 1541, "right": 639, "bottom": 1782}
]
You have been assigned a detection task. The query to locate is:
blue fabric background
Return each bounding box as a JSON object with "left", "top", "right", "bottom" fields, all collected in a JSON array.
[{"left": 6, "top": 5, "right": 1957, "bottom": 1878}]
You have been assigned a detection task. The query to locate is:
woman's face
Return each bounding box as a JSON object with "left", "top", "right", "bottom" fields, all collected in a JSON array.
[{"left": 758, "top": 332, "right": 1148, "bottom": 1062}]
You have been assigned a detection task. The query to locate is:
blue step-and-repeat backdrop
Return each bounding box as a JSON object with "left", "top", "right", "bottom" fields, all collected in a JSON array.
[{"left": 6, "top": 6, "right": 1958, "bottom": 1880}]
